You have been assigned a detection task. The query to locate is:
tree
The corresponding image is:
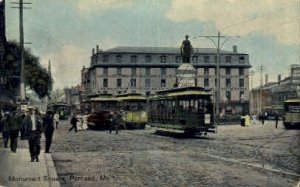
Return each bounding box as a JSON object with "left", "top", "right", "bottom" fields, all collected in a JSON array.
[{"left": 5, "top": 41, "right": 53, "bottom": 99}]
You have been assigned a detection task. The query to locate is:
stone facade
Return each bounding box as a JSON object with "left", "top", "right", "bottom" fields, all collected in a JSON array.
[{"left": 82, "top": 46, "right": 251, "bottom": 115}]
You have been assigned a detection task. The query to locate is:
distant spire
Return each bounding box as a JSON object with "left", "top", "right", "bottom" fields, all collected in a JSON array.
[{"left": 48, "top": 60, "right": 51, "bottom": 72}]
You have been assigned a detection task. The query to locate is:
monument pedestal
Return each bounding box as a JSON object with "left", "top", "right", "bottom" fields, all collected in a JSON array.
[{"left": 176, "top": 63, "right": 197, "bottom": 87}]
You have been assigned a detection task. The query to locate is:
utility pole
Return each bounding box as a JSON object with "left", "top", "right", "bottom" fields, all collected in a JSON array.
[
  {"left": 248, "top": 70, "right": 255, "bottom": 114},
  {"left": 193, "top": 31, "right": 239, "bottom": 127},
  {"left": 258, "top": 65, "right": 264, "bottom": 114},
  {"left": 11, "top": 0, "right": 31, "bottom": 101}
]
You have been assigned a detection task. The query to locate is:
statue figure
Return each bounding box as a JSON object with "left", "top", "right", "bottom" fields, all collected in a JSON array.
[{"left": 180, "top": 35, "right": 193, "bottom": 63}]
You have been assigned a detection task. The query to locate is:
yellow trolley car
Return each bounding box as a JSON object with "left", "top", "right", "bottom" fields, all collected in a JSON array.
[
  {"left": 116, "top": 93, "right": 148, "bottom": 129},
  {"left": 283, "top": 98, "right": 300, "bottom": 129}
]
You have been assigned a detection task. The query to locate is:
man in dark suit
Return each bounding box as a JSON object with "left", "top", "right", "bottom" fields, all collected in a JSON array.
[
  {"left": 8, "top": 110, "right": 22, "bottom": 153},
  {"left": 23, "top": 107, "right": 43, "bottom": 162},
  {"left": 43, "top": 110, "right": 55, "bottom": 153}
]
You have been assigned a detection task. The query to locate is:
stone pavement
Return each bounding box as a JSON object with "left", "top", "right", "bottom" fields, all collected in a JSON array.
[{"left": 0, "top": 139, "right": 60, "bottom": 187}]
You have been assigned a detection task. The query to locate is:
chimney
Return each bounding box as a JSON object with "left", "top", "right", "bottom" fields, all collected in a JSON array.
[
  {"left": 96, "top": 45, "right": 99, "bottom": 53},
  {"left": 278, "top": 74, "right": 281, "bottom": 85},
  {"left": 233, "top": 45, "right": 237, "bottom": 53},
  {"left": 265, "top": 74, "right": 268, "bottom": 85},
  {"left": 92, "top": 48, "right": 95, "bottom": 55}
]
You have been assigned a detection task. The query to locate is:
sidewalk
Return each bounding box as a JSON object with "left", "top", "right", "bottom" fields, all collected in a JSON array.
[{"left": 0, "top": 139, "right": 60, "bottom": 187}]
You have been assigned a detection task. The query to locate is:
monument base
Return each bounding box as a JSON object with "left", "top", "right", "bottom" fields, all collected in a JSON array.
[{"left": 176, "top": 63, "right": 197, "bottom": 87}]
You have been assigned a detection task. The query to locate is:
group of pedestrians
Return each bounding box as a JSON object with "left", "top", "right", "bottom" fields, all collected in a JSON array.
[{"left": 0, "top": 107, "right": 60, "bottom": 162}]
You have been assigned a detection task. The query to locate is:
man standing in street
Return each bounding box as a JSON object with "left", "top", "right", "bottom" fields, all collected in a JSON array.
[
  {"left": 1, "top": 112, "right": 10, "bottom": 148},
  {"left": 8, "top": 110, "right": 22, "bottom": 153},
  {"left": 69, "top": 113, "right": 78, "bottom": 133},
  {"left": 43, "top": 110, "right": 55, "bottom": 153},
  {"left": 275, "top": 113, "right": 279, "bottom": 128},
  {"left": 23, "top": 107, "right": 43, "bottom": 162},
  {"left": 54, "top": 112, "right": 60, "bottom": 129}
]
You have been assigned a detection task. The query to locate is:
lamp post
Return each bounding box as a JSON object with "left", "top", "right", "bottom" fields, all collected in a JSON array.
[{"left": 193, "top": 31, "right": 239, "bottom": 127}]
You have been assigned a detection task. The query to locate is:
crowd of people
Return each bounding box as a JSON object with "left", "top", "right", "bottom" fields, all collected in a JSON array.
[{"left": 0, "top": 107, "right": 59, "bottom": 162}]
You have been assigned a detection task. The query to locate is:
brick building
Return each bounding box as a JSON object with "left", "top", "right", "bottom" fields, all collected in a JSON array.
[{"left": 82, "top": 45, "right": 251, "bottom": 115}]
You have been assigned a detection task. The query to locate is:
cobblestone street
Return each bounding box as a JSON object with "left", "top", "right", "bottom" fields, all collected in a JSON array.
[{"left": 51, "top": 120, "right": 300, "bottom": 187}]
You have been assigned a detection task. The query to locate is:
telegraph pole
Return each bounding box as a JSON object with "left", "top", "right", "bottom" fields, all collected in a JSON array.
[
  {"left": 258, "top": 65, "right": 264, "bottom": 114},
  {"left": 193, "top": 31, "right": 239, "bottom": 127},
  {"left": 11, "top": 0, "right": 31, "bottom": 101}
]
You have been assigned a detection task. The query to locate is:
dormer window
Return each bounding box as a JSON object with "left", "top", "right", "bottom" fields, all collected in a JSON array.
[
  {"left": 204, "top": 56, "right": 210, "bottom": 63},
  {"left": 176, "top": 56, "right": 181, "bottom": 63},
  {"left": 103, "top": 55, "right": 109, "bottom": 62},
  {"left": 192, "top": 56, "right": 198, "bottom": 63},
  {"left": 239, "top": 56, "right": 245, "bottom": 63},
  {"left": 161, "top": 56, "right": 166, "bottom": 63},
  {"left": 116, "top": 55, "right": 122, "bottom": 63},
  {"left": 145, "top": 55, "right": 151, "bottom": 63},
  {"left": 131, "top": 55, "right": 137, "bottom": 63}
]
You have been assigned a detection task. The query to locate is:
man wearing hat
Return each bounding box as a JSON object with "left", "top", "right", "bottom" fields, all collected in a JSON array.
[
  {"left": 43, "top": 110, "right": 55, "bottom": 153},
  {"left": 8, "top": 109, "right": 22, "bottom": 153},
  {"left": 23, "top": 107, "right": 43, "bottom": 162}
]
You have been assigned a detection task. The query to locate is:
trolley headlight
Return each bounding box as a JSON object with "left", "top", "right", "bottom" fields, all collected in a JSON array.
[{"left": 204, "top": 114, "right": 211, "bottom": 124}]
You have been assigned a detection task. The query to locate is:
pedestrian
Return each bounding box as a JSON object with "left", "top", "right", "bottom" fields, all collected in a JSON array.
[
  {"left": 69, "top": 114, "right": 78, "bottom": 133},
  {"left": 20, "top": 110, "right": 27, "bottom": 140},
  {"left": 109, "top": 112, "right": 119, "bottom": 134},
  {"left": 1, "top": 112, "right": 10, "bottom": 148},
  {"left": 43, "top": 110, "right": 55, "bottom": 153},
  {"left": 261, "top": 114, "right": 265, "bottom": 125},
  {"left": 53, "top": 112, "right": 60, "bottom": 129},
  {"left": 8, "top": 110, "right": 22, "bottom": 153},
  {"left": 275, "top": 113, "right": 279, "bottom": 128},
  {"left": 23, "top": 107, "right": 43, "bottom": 162}
]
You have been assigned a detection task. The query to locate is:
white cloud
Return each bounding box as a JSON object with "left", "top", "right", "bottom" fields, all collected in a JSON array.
[
  {"left": 77, "top": 0, "right": 134, "bottom": 14},
  {"left": 166, "top": 0, "right": 300, "bottom": 45},
  {"left": 41, "top": 44, "right": 89, "bottom": 89}
]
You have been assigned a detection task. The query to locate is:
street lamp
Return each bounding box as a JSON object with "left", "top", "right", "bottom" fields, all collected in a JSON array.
[{"left": 193, "top": 31, "right": 239, "bottom": 127}]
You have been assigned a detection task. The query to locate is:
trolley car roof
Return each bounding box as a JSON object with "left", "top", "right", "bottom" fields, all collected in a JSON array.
[
  {"left": 284, "top": 98, "right": 300, "bottom": 103},
  {"left": 154, "top": 86, "right": 212, "bottom": 98},
  {"left": 115, "top": 93, "right": 146, "bottom": 101}
]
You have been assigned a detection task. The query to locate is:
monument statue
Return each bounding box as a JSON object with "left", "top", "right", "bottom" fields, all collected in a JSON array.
[{"left": 180, "top": 35, "right": 193, "bottom": 63}]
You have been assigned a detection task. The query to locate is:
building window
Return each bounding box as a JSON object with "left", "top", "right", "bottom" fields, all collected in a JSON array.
[
  {"left": 240, "top": 91, "right": 244, "bottom": 100},
  {"left": 130, "top": 79, "right": 136, "bottom": 88},
  {"left": 131, "top": 68, "right": 136, "bottom": 76},
  {"left": 239, "top": 78, "right": 244, "bottom": 87},
  {"left": 192, "top": 56, "right": 198, "bottom": 63},
  {"left": 161, "top": 68, "right": 166, "bottom": 76},
  {"left": 239, "top": 68, "right": 244, "bottom": 76},
  {"left": 117, "top": 79, "right": 122, "bottom": 88},
  {"left": 226, "top": 91, "right": 231, "bottom": 101},
  {"left": 226, "top": 78, "right": 231, "bottom": 87},
  {"left": 103, "top": 79, "right": 108, "bottom": 88},
  {"left": 145, "top": 55, "right": 151, "bottom": 63},
  {"left": 103, "top": 67, "right": 108, "bottom": 76},
  {"left": 226, "top": 68, "right": 231, "bottom": 75},
  {"left": 176, "top": 56, "right": 181, "bottom": 63},
  {"left": 131, "top": 55, "right": 137, "bottom": 63},
  {"left": 214, "top": 56, "right": 218, "bottom": 63},
  {"left": 204, "top": 78, "right": 209, "bottom": 87},
  {"left": 204, "top": 68, "right": 209, "bottom": 75},
  {"left": 161, "top": 79, "right": 166, "bottom": 88},
  {"left": 145, "top": 79, "right": 150, "bottom": 89},
  {"left": 239, "top": 56, "right": 245, "bottom": 63},
  {"left": 117, "top": 68, "right": 122, "bottom": 76},
  {"left": 161, "top": 56, "right": 166, "bottom": 63},
  {"left": 146, "top": 68, "right": 151, "bottom": 76},
  {"left": 116, "top": 55, "right": 122, "bottom": 63},
  {"left": 225, "top": 56, "right": 232, "bottom": 63},
  {"left": 103, "top": 55, "right": 109, "bottom": 62},
  {"left": 204, "top": 56, "right": 210, "bottom": 63}
]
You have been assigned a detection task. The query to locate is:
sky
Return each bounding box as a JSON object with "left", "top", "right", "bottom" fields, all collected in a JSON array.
[{"left": 5, "top": 0, "right": 300, "bottom": 89}]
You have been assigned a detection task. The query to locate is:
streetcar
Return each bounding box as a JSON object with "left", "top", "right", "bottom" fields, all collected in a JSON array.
[
  {"left": 46, "top": 102, "right": 71, "bottom": 120},
  {"left": 283, "top": 98, "right": 300, "bottom": 129},
  {"left": 116, "top": 93, "right": 148, "bottom": 129},
  {"left": 148, "top": 86, "right": 216, "bottom": 136},
  {"left": 263, "top": 105, "right": 284, "bottom": 120},
  {"left": 87, "top": 94, "right": 118, "bottom": 130}
]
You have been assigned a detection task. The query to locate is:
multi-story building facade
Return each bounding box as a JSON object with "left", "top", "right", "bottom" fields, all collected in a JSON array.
[
  {"left": 251, "top": 64, "right": 300, "bottom": 115},
  {"left": 82, "top": 45, "right": 251, "bottom": 115}
]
